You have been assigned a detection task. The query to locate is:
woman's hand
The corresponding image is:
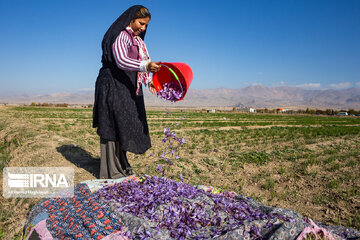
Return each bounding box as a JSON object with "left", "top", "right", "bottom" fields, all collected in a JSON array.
[
  {"left": 148, "top": 81, "right": 157, "bottom": 95},
  {"left": 147, "top": 61, "right": 161, "bottom": 73}
]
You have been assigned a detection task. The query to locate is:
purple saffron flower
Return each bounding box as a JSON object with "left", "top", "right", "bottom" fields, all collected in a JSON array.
[
  {"left": 157, "top": 164, "right": 165, "bottom": 172},
  {"left": 160, "top": 150, "right": 168, "bottom": 159}
]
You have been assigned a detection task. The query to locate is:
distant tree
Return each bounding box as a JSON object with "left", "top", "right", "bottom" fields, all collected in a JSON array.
[
  {"left": 54, "top": 103, "right": 68, "bottom": 107},
  {"left": 305, "top": 108, "right": 315, "bottom": 114},
  {"left": 325, "top": 109, "right": 333, "bottom": 115},
  {"left": 315, "top": 109, "right": 325, "bottom": 115},
  {"left": 348, "top": 109, "right": 358, "bottom": 115},
  {"left": 30, "top": 102, "right": 36, "bottom": 106}
]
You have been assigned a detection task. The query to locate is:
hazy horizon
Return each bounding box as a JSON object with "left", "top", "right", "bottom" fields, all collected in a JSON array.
[
  {"left": 1, "top": 84, "right": 359, "bottom": 110},
  {"left": 1, "top": 84, "right": 360, "bottom": 98}
]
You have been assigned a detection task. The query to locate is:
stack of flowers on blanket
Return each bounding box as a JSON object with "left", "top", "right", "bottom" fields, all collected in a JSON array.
[{"left": 96, "top": 176, "right": 295, "bottom": 239}]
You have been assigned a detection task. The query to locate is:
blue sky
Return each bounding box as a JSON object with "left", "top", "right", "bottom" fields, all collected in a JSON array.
[{"left": 0, "top": 0, "right": 359, "bottom": 96}]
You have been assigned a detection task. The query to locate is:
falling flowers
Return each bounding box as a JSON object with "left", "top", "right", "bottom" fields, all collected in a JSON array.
[
  {"left": 148, "top": 104, "right": 187, "bottom": 179},
  {"left": 157, "top": 126, "right": 186, "bottom": 176},
  {"left": 156, "top": 108, "right": 186, "bottom": 179}
]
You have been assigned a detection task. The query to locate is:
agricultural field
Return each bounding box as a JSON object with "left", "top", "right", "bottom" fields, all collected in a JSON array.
[{"left": 0, "top": 105, "right": 359, "bottom": 239}]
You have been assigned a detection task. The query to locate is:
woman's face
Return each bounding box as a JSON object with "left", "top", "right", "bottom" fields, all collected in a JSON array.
[{"left": 129, "top": 17, "right": 150, "bottom": 35}]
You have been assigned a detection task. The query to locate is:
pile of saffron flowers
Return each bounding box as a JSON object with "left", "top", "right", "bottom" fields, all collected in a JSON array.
[
  {"left": 96, "top": 176, "right": 294, "bottom": 239},
  {"left": 157, "top": 82, "right": 184, "bottom": 102}
]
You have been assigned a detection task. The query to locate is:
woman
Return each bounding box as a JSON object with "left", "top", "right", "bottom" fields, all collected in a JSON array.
[{"left": 93, "top": 5, "right": 160, "bottom": 179}]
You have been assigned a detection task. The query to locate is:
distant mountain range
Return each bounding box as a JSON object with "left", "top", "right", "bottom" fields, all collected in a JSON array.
[{"left": 1, "top": 86, "right": 360, "bottom": 110}]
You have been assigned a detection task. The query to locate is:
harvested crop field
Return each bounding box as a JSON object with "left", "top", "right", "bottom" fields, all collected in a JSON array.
[{"left": 0, "top": 106, "right": 359, "bottom": 239}]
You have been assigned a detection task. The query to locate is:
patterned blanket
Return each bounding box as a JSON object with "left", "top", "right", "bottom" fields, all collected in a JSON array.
[{"left": 23, "top": 175, "right": 360, "bottom": 240}]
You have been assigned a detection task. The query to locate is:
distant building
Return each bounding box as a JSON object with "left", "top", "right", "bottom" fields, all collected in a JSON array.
[
  {"left": 336, "top": 112, "right": 348, "bottom": 116},
  {"left": 277, "top": 108, "right": 288, "bottom": 113},
  {"left": 205, "top": 108, "right": 216, "bottom": 113},
  {"left": 237, "top": 107, "right": 256, "bottom": 113}
]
